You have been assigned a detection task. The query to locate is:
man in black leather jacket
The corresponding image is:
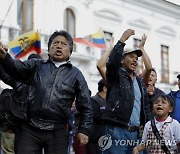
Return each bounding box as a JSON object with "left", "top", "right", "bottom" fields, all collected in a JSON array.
[
  {"left": 0, "top": 31, "right": 93, "bottom": 154},
  {"left": 101, "top": 29, "right": 151, "bottom": 153}
]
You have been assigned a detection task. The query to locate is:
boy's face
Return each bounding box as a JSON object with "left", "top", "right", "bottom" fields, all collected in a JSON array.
[{"left": 152, "top": 97, "right": 173, "bottom": 119}]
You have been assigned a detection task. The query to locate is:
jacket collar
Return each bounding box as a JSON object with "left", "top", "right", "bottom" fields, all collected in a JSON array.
[
  {"left": 52, "top": 60, "right": 71, "bottom": 68},
  {"left": 120, "top": 67, "right": 137, "bottom": 77},
  {"left": 46, "top": 59, "right": 72, "bottom": 68}
]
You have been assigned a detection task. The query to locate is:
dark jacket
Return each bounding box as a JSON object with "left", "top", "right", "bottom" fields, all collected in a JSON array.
[
  {"left": 89, "top": 93, "right": 106, "bottom": 142},
  {"left": 168, "top": 90, "right": 179, "bottom": 102},
  {"left": 1, "top": 54, "right": 93, "bottom": 135},
  {"left": 0, "top": 64, "right": 17, "bottom": 88},
  {"left": 104, "top": 41, "right": 151, "bottom": 127}
]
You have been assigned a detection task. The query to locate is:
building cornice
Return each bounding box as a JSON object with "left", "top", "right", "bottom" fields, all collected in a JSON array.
[
  {"left": 122, "top": 0, "right": 180, "bottom": 19},
  {"left": 100, "top": 0, "right": 180, "bottom": 20},
  {"left": 93, "top": 9, "right": 122, "bottom": 23}
]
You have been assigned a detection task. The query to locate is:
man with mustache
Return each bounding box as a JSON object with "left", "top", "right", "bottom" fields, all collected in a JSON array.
[
  {"left": 102, "top": 29, "right": 151, "bottom": 154},
  {"left": 0, "top": 30, "right": 93, "bottom": 154}
]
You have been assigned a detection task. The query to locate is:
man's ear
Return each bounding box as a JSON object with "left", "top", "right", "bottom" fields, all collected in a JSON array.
[
  {"left": 68, "top": 51, "right": 71, "bottom": 57},
  {"left": 103, "top": 86, "right": 107, "bottom": 93}
]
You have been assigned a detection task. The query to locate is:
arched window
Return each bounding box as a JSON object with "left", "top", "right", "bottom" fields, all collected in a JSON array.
[{"left": 64, "top": 8, "right": 76, "bottom": 38}]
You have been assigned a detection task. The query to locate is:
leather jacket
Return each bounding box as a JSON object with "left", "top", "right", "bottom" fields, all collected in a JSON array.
[
  {"left": 0, "top": 64, "right": 17, "bottom": 88},
  {"left": 1, "top": 54, "right": 93, "bottom": 135},
  {"left": 104, "top": 41, "right": 151, "bottom": 126}
]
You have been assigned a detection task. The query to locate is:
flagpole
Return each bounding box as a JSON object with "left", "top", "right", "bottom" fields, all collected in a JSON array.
[{"left": 0, "top": 0, "right": 14, "bottom": 30}]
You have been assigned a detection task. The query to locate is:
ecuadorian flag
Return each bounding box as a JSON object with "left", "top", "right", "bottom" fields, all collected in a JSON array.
[
  {"left": 7, "top": 31, "right": 41, "bottom": 59},
  {"left": 73, "top": 28, "right": 107, "bottom": 50},
  {"left": 90, "top": 28, "right": 106, "bottom": 49}
]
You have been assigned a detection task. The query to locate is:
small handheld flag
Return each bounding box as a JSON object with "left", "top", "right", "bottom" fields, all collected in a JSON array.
[
  {"left": 73, "top": 28, "right": 107, "bottom": 50},
  {"left": 7, "top": 31, "right": 41, "bottom": 59}
]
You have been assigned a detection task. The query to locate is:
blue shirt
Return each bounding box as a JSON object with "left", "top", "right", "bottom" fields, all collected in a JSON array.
[
  {"left": 173, "top": 91, "right": 180, "bottom": 122},
  {"left": 128, "top": 77, "right": 141, "bottom": 126}
]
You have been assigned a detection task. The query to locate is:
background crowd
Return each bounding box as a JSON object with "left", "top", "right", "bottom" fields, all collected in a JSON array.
[{"left": 0, "top": 29, "right": 180, "bottom": 154}]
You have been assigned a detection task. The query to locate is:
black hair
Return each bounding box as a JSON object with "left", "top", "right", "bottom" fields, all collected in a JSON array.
[
  {"left": 28, "top": 54, "right": 42, "bottom": 60},
  {"left": 98, "top": 79, "right": 106, "bottom": 92},
  {"left": 152, "top": 94, "right": 174, "bottom": 115},
  {"left": 151, "top": 68, "right": 157, "bottom": 74},
  {"left": 48, "top": 30, "right": 73, "bottom": 53},
  {"left": 177, "top": 74, "right": 180, "bottom": 79}
]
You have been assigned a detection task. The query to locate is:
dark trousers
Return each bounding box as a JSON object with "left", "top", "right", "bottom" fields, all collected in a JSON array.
[
  {"left": 86, "top": 142, "right": 102, "bottom": 154},
  {"left": 14, "top": 122, "right": 69, "bottom": 154}
]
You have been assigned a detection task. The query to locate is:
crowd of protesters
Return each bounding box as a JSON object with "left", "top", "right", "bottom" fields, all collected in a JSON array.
[{"left": 0, "top": 29, "right": 180, "bottom": 154}]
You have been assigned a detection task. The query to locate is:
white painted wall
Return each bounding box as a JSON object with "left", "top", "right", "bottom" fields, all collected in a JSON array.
[{"left": 0, "top": 0, "right": 180, "bottom": 95}]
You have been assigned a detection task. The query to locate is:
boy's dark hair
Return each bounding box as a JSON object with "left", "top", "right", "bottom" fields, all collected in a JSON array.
[
  {"left": 153, "top": 94, "right": 174, "bottom": 114},
  {"left": 48, "top": 30, "right": 73, "bottom": 53},
  {"left": 98, "top": 79, "right": 106, "bottom": 92}
]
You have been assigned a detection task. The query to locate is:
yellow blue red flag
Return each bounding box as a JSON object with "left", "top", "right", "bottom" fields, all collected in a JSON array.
[
  {"left": 7, "top": 31, "right": 41, "bottom": 59},
  {"left": 73, "top": 28, "right": 107, "bottom": 49}
]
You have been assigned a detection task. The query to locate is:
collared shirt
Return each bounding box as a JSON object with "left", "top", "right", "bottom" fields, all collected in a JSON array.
[
  {"left": 142, "top": 116, "right": 180, "bottom": 152},
  {"left": 52, "top": 60, "right": 70, "bottom": 68},
  {"left": 128, "top": 77, "right": 141, "bottom": 126}
]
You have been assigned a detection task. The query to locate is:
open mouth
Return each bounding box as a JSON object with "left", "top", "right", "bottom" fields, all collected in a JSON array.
[
  {"left": 56, "top": 50, "right": 62, "bottom": 56},
  {"left": 156, "top": 107, "right": 163, "bottom": 111},
  {"left": 131, "top": 63, "right": 137, "bottom": 68}
]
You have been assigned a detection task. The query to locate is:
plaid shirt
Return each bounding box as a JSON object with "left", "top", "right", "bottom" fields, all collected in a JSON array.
[{"left": 142, "top": 116, "right": 180, "bottom": 154}]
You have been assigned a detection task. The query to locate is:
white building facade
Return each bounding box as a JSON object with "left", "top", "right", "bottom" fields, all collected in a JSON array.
[{"left": 0, "top": 0, "right": 180, "bottom": 95}]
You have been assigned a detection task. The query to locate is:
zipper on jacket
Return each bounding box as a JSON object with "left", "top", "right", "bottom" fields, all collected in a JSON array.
[
  {"left": 112, "top": 100, "right": 119, "bottom": 112},
  {"left": 45, "top": 67, "right": 61, "bottom": 109}
]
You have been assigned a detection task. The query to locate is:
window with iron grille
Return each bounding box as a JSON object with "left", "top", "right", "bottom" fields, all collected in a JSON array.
[
  {"left": 161, "top": 45, "right": 169, "bottom": 83},
  {"left": 64, "top": 8, "right": 76, "bottom": 38},
  {"left": 64, "top": 8, "right": 76, "bottom": 51}
]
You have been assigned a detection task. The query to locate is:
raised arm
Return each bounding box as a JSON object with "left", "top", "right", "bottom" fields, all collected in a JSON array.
[
  {"left": 96, "top": 38, "right": 114, "bottom": 82},
  {"left": 139, "top": 34, "right": 152, "bottom": 83},
  {"left": 0, "top": 42, "right": 39, "bottom": 84},
  {"left": 0, "top": 42, "right": 8, "bottom": 59},
  {"left": 108, "top": 29, "right": 135, "bottom": 64},
  {"left": 106, "top": 29, "right": 135, "bottom": 82}
]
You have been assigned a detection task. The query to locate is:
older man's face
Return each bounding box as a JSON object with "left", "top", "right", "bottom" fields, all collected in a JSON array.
[
  {"left": 48, "top": 35, "right": 70, "bottom": 62},
  {"left": 121, "top": 52, "right": 138, "bottom": 72}
]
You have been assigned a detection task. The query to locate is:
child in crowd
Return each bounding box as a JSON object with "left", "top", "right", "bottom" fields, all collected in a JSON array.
[{"left": 133, "top": 94, "right": 180, "bottom": 154}]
